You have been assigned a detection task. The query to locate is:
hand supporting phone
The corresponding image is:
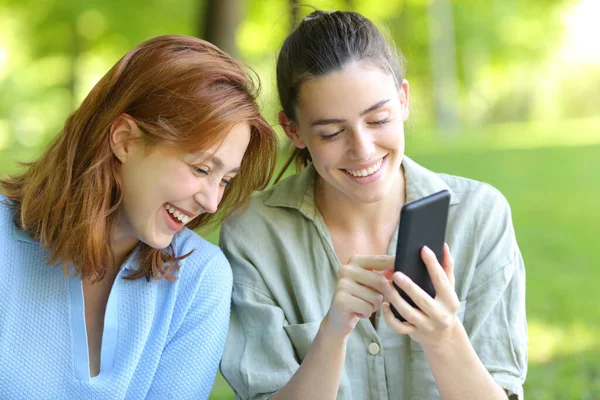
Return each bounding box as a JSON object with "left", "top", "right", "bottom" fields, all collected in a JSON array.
[{"left": 391, "top": 190, "right": 450, "bottom": 321}]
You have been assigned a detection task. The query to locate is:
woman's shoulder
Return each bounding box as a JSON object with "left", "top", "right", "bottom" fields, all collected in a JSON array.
[
  {"left": 405, "top": 156, "right": 510, "bottom": 214},
  {"left": 438, "top": 172, "right": 512, "bottom": 219},
  {"left": 172, "top": 228, "right": 232, "bottom": 283},
  {"left": 440, "top": 173, "right": 508, "bottom": 204},
  {"left": 437, "top": 172, "right": 518, "bottom": 267},
  {"left": 174, "top": 227, "right": 219, "bottom": 254}
]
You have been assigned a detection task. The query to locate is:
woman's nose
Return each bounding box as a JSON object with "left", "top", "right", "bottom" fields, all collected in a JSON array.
[
  {"left": 193, "top": 182, "right": 221, "bottom": 214},
  {"left": 348, "top": 129, "right": 375, "bottom": 162}
]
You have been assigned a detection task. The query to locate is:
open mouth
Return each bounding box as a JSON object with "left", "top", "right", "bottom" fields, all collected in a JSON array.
[
  {"left": 343, "top": 155, "right": 386, "bottom": 178},
  {"left": 164, "top": 203, "right": 191, "bottom": 225}
]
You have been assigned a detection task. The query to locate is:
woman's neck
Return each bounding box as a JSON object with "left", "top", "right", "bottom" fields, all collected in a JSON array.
[{"left": 109, "top": 220, "right": 140, "bottom": 272}]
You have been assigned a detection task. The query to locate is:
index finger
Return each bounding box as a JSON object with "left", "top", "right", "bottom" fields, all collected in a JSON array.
[{"left": 348, "top": 255, "right": 395, "bottom": 271}]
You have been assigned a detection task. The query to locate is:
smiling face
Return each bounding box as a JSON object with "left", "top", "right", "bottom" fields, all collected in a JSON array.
[
  {"left": 111, "top": 118, "right": 251, "bottom": 250},
  {"left": 282, "top": 62, "right": 409, "bottom": 204}
]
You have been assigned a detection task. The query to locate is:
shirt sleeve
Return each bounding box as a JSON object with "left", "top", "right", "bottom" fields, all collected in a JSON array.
[
  {"left": 219, "top": 221, "right": 301, "bottom": 400},
  {"left": 146, "top": 252, "right": 233, "bottom": 399},
  {"left": 462, "top": 187, "right": 528, "bottom": 399}
]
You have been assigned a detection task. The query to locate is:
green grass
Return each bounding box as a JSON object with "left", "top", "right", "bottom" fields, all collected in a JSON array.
[{"left": 2, "top": 120, "right": 598, "bottom": 399}]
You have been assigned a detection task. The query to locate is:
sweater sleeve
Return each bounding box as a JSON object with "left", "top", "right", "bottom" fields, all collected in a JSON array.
[{"left": 146, "top": 252, "right": 233, "bottom": 399}]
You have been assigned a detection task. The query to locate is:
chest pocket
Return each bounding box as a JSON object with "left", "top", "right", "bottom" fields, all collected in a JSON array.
[{"left": 408, "top": 300, "right": 468, "bottom": 400}]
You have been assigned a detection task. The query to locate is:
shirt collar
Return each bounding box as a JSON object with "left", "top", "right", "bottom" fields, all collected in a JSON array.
[
  {"left": 263, "top": 162, "right": 319, "bottom": 221},
  {"left": 123, "top": 233, "right": 184, "bottom": 273},
  {"left": 263, "top": 155, "right": 460, "bottom": 220},
  {"left": 402, "top": 156, "right": 460, "bottom": 205},
  {"left": 12, "top": 220, "right": 36, "bottom": 243},
  {"left": 122, "top": 245, "right": 142, "bottom": 272}
]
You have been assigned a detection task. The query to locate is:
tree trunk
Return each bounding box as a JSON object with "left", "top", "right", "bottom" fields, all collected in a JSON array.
[
  {"left": 290, "top": 0, "right": 299, "bottom": 29},
  {"left": 199, "top": 0, "right": 248, "bottom": 59},
  {"left": 428, "top": 0, "right": 460, "bottom": 135}
]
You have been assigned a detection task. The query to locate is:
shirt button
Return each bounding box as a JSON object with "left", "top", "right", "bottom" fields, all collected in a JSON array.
[{"left": 368, "top": 342, "right": 380, "bottom": 355}]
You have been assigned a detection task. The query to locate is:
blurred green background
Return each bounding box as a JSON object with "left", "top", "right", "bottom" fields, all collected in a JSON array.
[{"left": 0, "top": 0, "right": 598, "bottom": 398}]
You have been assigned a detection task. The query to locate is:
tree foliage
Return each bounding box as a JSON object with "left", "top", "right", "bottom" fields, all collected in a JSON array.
[{"left": 0, "top": 0, "right": 585, "bottom": 155}]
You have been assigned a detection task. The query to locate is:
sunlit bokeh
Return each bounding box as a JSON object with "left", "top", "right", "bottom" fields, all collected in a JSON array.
[
  {"left": 529, "top": 319, "right": 598, "bottom": 364},
  {"left": 0, "top": 119, "right": 11, "bottom": 150},
  {"left": 560, "top": 0, "right": 600, "bottom": 64},
  {"left": 76, "top": 9, "right": 107, "bottom": 40},
  {"left": 0, "top": 48, "right": 7, "bottom": 74}
]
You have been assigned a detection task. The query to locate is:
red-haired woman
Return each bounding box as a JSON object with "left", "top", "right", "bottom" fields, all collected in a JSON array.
[{"left": 0, "top": 35, "right": 277, "bottom": 399}]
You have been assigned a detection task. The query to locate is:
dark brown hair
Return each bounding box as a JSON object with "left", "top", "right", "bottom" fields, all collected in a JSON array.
[
  {"left": 275, "top": 10, "right": 405, "bottom": 180},
  {"left": 1, "top": 35, "right": 278, "bottom": 282}
]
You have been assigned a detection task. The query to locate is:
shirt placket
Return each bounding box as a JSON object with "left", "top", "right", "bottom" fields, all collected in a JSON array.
[
  {"left": 310, "top": 207, "right": 392, "bottom": 400},
  {"left": 357, "top": 316, "right": 391, "bottom": 400}
]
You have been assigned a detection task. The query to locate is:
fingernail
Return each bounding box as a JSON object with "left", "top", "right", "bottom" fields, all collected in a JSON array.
[{"left": 423, "top": 245, "right": 433, "bottom": 255}]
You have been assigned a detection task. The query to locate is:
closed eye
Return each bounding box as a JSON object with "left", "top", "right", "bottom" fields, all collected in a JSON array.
[
  {"left": 192, "top": 166, "right": 209, "bottom": 176},
  {"left": 321, "top": 129, "right": 344, "bottom": 141},
  {"left": 368, "top": 118, "right": 390, "bottom": 126}
]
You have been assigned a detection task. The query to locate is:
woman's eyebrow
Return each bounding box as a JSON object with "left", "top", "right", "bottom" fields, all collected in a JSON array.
[
  {"left": 360, "top": 99, "right": 390, "bottom": 116},
  {"left": 310, "top": 98, "right": 390, "bottom": 127},
  {"left": 310, "top": 118, "right": 345, "bottom": 127},
  {"left": 212, "top": 155, "right": 240, "bottom": 173}
]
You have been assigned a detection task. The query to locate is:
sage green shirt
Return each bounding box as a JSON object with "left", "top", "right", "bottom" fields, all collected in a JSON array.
[{"left": 220, "top": 156, "right": 527, "bottom": 400}]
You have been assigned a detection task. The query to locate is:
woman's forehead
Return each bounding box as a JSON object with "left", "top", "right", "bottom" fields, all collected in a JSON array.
[{"left": 296, "top": 64, "right": 398, "bottom": 119}]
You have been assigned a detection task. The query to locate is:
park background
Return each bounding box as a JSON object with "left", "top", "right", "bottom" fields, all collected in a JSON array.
[{"left": 0, "top": 0, "right": 598, "bottom": 398}]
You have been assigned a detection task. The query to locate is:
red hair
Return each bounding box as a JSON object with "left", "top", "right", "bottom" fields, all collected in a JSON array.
[{"left": 1, "top": 35, "right": 277, "bottom": 282}]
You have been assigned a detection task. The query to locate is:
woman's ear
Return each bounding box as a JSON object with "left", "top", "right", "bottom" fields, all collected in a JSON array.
[
  {"left": 109, "top": 114, "right": 142, "bottom": 163},
  {"left": 398, "top": 79, "right": 410, "bottom": 121},
  {"left": 278, "top": 111, "right": 306, "bottom": 149}
]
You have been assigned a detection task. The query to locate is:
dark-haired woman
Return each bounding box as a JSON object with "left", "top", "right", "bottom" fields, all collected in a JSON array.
[{"left": 220, "top": 11, "right": 527, "bottom": 400}]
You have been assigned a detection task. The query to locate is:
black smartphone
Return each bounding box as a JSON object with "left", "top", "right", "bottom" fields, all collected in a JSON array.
[{"left": 391, "top": 189, "right": 450, "bottom": 321}]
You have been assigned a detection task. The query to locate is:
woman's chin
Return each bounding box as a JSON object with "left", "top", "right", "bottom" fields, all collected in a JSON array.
[
  {"left": 142, "top": 232, "right": 175, "bottom": 250},
  {"left": 352, "top": 190, "right": 388, "bottom": 204}
]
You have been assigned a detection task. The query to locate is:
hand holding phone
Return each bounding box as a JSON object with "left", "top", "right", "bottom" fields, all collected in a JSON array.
[{"left": 391, "top": 190, "right": 450, "bottom": 321}]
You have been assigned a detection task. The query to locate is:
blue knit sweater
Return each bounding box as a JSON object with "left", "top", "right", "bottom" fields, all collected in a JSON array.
[{"left": 0, "top": 196, "right": 232, "bottom": 399}]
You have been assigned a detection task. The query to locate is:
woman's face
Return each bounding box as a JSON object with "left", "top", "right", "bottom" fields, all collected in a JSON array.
[
  {"left": 285, "top": 62, "right": 409, "bottom": 204},
  {"left": 113, "top": 121, "right": 251, "bottom": 250}
]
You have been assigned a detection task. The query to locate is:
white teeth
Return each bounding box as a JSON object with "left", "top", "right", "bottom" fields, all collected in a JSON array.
[
  {"left": 165, "top": 203, "right": 191, "bottom": 224},
  {"left": 346, "top": 158, "right": 383, "bottom": 177},
  {"left": 178, "top": 213, "right": 188, "bottom": 223}
]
